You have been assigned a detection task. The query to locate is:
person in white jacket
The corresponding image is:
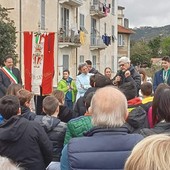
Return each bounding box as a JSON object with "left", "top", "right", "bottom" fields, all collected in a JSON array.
[{"left": 76, "top": 63, "right": 93, "bottom": 101}]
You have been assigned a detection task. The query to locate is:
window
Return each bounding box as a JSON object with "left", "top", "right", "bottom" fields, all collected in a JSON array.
[
  {"left": 80, "top": 14, "right": 88, "bottom": 33},
  {"left": 124, "top": 18, "right": 129, "bottom": 28},
  {"left": 41, "top": 0, "right": 45, "bottom": 30},
  {"left": 112, "top": 0, "right": 115, "bottom": 15},
  {"left": 112, "top": 25, "right": 116, "bottom": 41},
  {"left": 112, "top": 55, "right": 114, "bottom": 71},
  {"left": 91, "top": 18, "right": 97, "bottom": 45},
  {"left": 63, "top": 55, "right": 69, "bottom": 70},
  {"left": 118, "top": 34, "right": 124, "bottom": 46},
  {"left": 80, "top": 14, "right": 84, "bottom": 30},
  {"left": 92, "top": 55, "right": 97, "bottom": 69},
  {"left": 61, "top": 7, "right": 69, "bottom": 37},
  {"left": 79, "top": 55, "right": 84, "bottom": 64}
]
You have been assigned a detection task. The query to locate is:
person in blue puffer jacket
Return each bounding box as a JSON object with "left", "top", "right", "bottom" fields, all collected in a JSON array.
[{"left": 61, "top": 86, "right": 143, "bottom": 170}]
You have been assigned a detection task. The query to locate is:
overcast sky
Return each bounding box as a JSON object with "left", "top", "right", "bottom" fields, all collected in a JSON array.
[{"left": 118, "top": 0, "right": 170, "bottom": 28}]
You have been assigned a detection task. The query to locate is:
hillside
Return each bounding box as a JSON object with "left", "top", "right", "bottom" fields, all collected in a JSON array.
[{"left": 131, "top": 25, "right": 170, "bottom": 42}]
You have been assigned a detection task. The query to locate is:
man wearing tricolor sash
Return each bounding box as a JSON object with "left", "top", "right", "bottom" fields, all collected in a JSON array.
[{"left": 0, "top": 55, "right": 22, "bottom": 98}]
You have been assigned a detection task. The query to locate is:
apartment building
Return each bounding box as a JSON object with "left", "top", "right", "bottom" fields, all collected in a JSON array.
[
  {"left": 117, "top": 6, "right": 134, "bottom": 60},
  {"left": 0, "top": 0, "right": 131, "bottom": 85}
]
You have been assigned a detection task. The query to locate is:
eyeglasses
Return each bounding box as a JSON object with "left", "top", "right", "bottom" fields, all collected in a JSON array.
[{"left": 119, "top": 64, "right": 125, "bottom": 67}]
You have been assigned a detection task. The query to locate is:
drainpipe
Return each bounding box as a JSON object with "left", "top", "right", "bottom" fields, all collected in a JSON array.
[
  {"left": 76, "top": 7, "right": 78, "bottom": 75},
  {"left": 19, "top": 0, "right": 22, "bottom": 72}
]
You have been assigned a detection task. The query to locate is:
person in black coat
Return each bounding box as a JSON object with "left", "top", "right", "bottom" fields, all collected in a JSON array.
[
  {"left": 113, "top": 57, "right": 141, "bottom": 95},
  {"left": 0, "top": 56, "right": 22, "bottom": 98},
  {"left": 0, "top": 95, "right": 53, "bottom": 170}
]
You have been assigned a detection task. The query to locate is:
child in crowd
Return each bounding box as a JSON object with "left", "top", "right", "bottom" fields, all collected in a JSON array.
[
  {"left": 34, "top": 96, "right": 66, "bottom": 170},
  {"left": 140, "top": 82, "right": 153, "bottom": 113},
  {"left": 64, "top": 92, "right": 94, "bottom": 145},
  {"left": 16, "top": 89, "right": 36, "bottom": 120},
  {"left": 52, "top": 90, "right": 74, "bottom": 122},
  {"left": 6, "top": 84, "right": 23, "bottom": 95}
]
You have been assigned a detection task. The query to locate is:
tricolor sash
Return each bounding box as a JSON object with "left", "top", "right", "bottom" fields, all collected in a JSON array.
[{"left": 1, "top": 67, "right": 18, "bottom": 84}]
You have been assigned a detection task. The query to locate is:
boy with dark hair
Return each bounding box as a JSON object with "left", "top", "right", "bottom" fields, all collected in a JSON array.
[
  {"left": 16, "top": 89, "right": 36, "bottom": 120},
  {"left": 34, "top": 96, "right": 66, "bottom": 169},
  {"left": 0, "top": 95, "right": 53, "bottom": 170},
  {"left": 141, "top": 82, "right": 153, "bottom": 102},
  {"left": 85, "top": 59, "right": 100, "bottom": 74},
  {"left": 153, "top": 56, "right": 170, "bottom": 91},
  {"left": 140, "top": 82, "right": 153, "bottom": 113}
]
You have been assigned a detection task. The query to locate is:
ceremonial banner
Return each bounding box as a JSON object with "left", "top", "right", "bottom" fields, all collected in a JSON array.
[{"left": 24, "top": 32, "right": 55, "bottom": 95}]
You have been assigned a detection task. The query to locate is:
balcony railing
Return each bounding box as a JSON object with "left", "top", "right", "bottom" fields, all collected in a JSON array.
[
  {"left": 59, "top": 0, "right": 83, "bottom": 7},
  {"left": 90, "top": 35, "right": 107, "bottom": 50},
  {"left": 90, "top": 1, "right": 108, "bottom": 18},
  {"left": 58, "top": 28, "right": 81, "bottom": 48}
]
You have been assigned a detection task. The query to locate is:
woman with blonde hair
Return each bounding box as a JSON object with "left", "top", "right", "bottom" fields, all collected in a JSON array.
[{"left": 125, "top": 134, "right": 170, "bottom": 170}]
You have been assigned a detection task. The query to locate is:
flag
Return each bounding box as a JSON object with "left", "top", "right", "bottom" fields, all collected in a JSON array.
[{"left": 24, "top": 32, "right": 55, "bottom": 95}]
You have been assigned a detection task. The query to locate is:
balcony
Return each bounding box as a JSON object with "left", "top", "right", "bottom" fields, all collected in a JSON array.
[
  {"left": 58, "top": 28, "right": 81, "bottom": 48},
  {"left": 59, "top": 0, "right": 83, "bottom": 7},
  {"left": 90, "top": 1, "right": 109, "bottom": 19},
  {"left": 90, "top": 36, "right": 107, "bottom": 50}
]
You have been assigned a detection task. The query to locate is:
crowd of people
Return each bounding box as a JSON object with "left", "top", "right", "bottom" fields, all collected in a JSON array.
[{"left": 0, "top": 55, "right": 170, "bottom": 170}]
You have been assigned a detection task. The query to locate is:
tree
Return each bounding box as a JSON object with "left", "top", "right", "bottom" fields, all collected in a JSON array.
[
  {"left": 161, "top": 37, "right": 170, "bottom": 56},
  {"left": 0, "top": 5, "right": 17, "bottom": 66},
  {"left": 148, "top": 36, "right": 161, "bottom": 57},
  {"left": 130, "top": 41, "right": 152, "bottom": 67}
]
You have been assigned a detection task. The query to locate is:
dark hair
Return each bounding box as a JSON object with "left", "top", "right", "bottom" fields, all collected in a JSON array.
[
  {"left": 141, "top": 82, "right": 152, "bottom": 96},
  {"left": 119, "top": 82, "right": 137, "bottom": 100},
  {"left": 85, "top": 60, "right": 92, "bottom": 65},
  {"left": 4, "top": 55, "right": 14, "bottom": 62},
  {"left": 162, "top": 56, "right": 170, "bottom": 62},
  {"left": 63, "top": 69, "right": 70, "bottom": 75},
  {"left": 0, "top": 95, "right": 20, "bottom": 119},
  {"left": 94, "top": 74, "right": 112, "bottom": 87},
  {"left": 85, "top": 92, "right": 95, "bottom": 111},
  {"left": 152, "top": 83, "right": 170, "bottom": 125},
  {"left": 43, "top": 96, "right": 59, "bottom": 116},
  {"left": 17, "top": 89, "right": 33, "bottom": 106},
  {"left": 157, "top": 88, "right": 170, "bottom": 122},
  {"left": 90, "top": 75, "right": 96, "bottom": 87},
  {"left": 6, "top": 84, "right": 23, "bottom": 96}
]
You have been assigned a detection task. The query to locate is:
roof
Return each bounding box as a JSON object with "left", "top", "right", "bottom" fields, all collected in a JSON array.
[{"left": 118, "top": 25, "right": 134, "bottom": 34}]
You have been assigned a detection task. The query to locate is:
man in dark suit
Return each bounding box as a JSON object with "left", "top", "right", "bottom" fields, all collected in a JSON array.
[{"left": 0, "top": 55, "right": 22, "bottom": 98}]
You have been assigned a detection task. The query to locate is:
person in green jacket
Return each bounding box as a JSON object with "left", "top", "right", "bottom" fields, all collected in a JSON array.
[
  {"left": 57, "top": 69, "right": 77, "bottom": 110},
  {"left": 64, "top": 92, "right": 94, "bottom": 145}
]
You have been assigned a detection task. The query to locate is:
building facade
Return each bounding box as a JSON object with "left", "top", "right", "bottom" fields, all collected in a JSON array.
[
  {"left": 0, "top": 0, "right": 131, "bottom": 86},
  {"left": 117, "top": 6, "right": 133, "bottom": 61}
]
